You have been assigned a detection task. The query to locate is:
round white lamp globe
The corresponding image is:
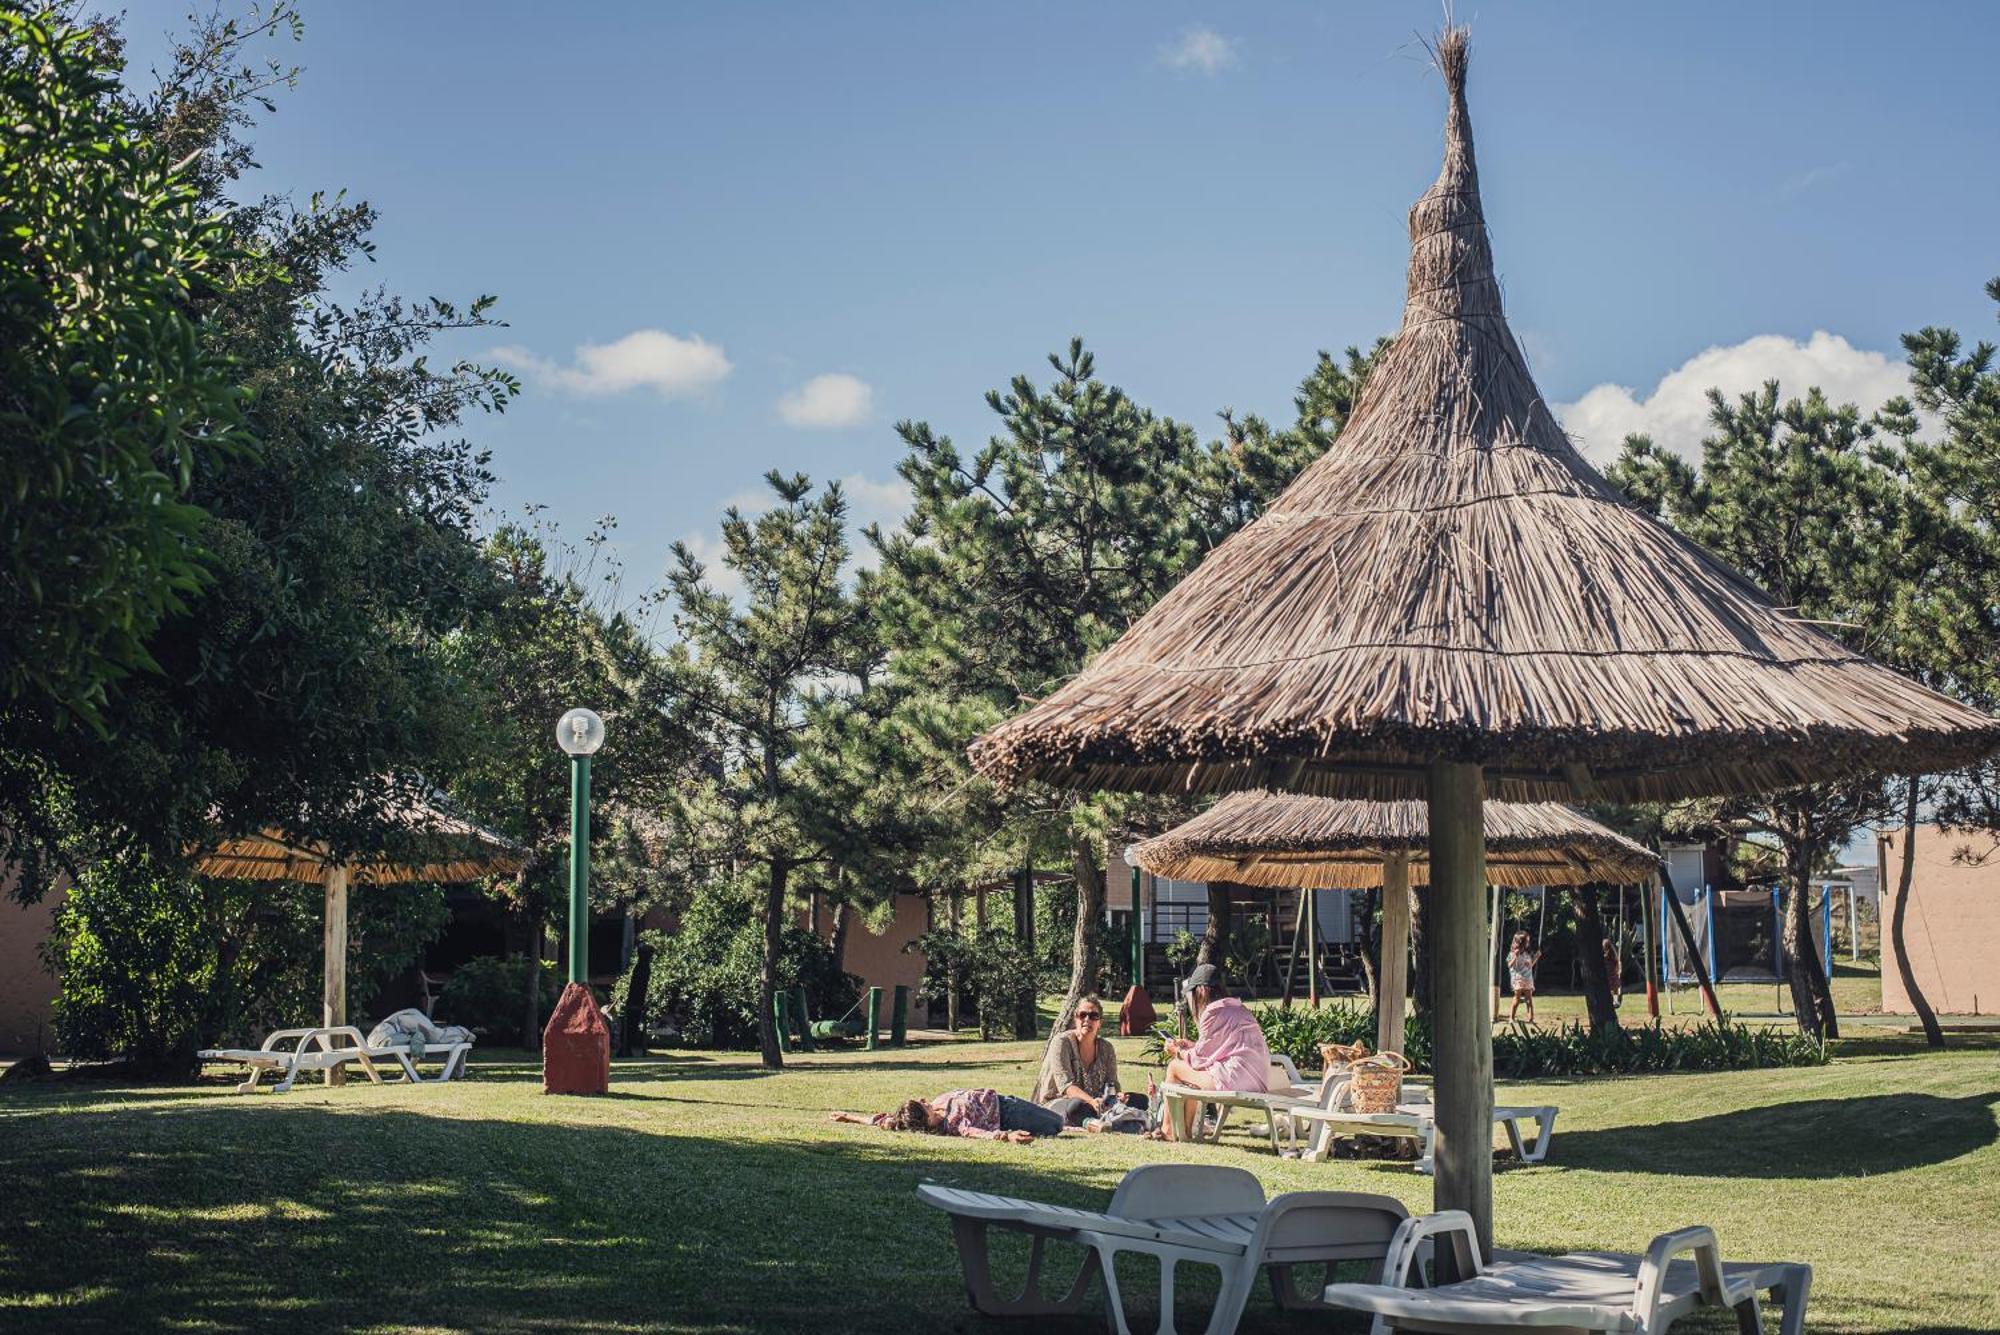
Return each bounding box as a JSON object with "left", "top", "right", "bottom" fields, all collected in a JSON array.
[{"left": 556, "top": 707, "right": 606, "bottom": 756}]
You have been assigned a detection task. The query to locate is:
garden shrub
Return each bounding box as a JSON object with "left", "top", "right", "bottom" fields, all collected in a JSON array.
[
  {"left": 915, "top": 926, "right": 1049, "bottom": 1039},
  {"left": 435, "top": 955, "right": 559, "bottom": 1045},
  {"left": 638, "top": 880, "right": 855, "bottom": 1049},
  {"left": 1241, "top": 1003, "right": 1822, "bottom": 1078},
  {"left": 50, "top": 845, "right": 447, "bottom": 1070}
]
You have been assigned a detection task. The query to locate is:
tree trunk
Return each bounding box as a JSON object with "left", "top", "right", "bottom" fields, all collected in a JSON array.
[
  {"left": 945, "top": 883, "right": 962, "bottom": 1034},
  {"left": 1570, "top": 885, "right": 1621, "bottom": 1035},
  {"left": 1781, "top": 852, "right": 1840, "bottom": 1041},
  {"left": 620, "top": 939, "right": 654, "bottom": 1057},
  {"left": 830, "top": 899, "right": 852, "bottom": 975},
  {"left": 1357, "top": 888, "right": 1380, "bottom": 1003},
  {"left": 1038, "top": 839, "right": 1106, "bottom": 1078},
  {"left": 1891, "top": 776, "right": 1944, "bottom": 1047},
  {"left": 759, "top": 860, "right": 789, "bottom": 1069},
  {"left": 1197, "top": 883, "right": 1232, "bottom": 970},
  {"left": 1278, "top": 890, "right": 1306, "bottom": 1010}
]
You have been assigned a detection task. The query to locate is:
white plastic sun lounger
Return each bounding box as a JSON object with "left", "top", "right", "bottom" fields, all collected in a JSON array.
[
  {"left": 1288, "top": 1094, "right": 1556, "bottom": 1173},
  {"left": 1322, "top": 1210, "right": 1810, "bottom": 1335},
  {"left": 199, "top": 1025, "right": 473, "bottom": 1093},
  {"left": 1160, "top": 1060, "right": 1355, "bottom": 1152},
  {"left": 918, "top": 1163, "right": 1411, "bottom": 1335}
]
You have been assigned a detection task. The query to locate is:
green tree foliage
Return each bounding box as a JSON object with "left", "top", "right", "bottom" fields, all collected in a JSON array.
[
  {"left": 444, "top": 519, "right": 683, "bottom": 1047},
  {"left": 0, "top": 9, "right": 252, "bottom": 728},
  {"left": 5, "top": 7, "right": 522, "bottom": 1062},
  {"left": 1610, "top": 384, "right": 1918, "bottom": 1040},
  {"left": 870, "top": 339, "right": 1380, "bottom": 1064},
  {"left": 48, "top": 841, "right": 447, "bottom": 1068},
  {"left": 664, "top": 473, "right": 928, "bottom": 1067}
]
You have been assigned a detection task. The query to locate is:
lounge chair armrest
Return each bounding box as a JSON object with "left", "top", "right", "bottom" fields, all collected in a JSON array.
[
  {"left": 1635, "top": 1225, "right": 1736, "bottom": 1316},
  {"left": 1376, "top": 1210, "right": 1483, "bottom": 1288},
  {"left": 259, "top": 1027, "right": 324, "bottom": 1051}
]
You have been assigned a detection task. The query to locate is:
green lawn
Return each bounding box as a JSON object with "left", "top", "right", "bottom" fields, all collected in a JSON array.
[{"left": 3, "top": 1031, "right": 1996, "bottom": 1333}]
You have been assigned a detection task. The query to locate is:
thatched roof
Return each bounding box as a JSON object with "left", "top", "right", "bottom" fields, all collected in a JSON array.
[
  {"left": 970, "top": 29, "right": 2000, "bottom": 804},
  {"left": 193, "top": 791, "right": 524, "bottom": 885},
  {"left": 1131, "top": 792, "right": 1658, "bottom": 889}
]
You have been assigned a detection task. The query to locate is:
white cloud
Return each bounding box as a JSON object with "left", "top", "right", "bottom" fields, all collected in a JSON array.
[
  {"left": 1553, "top": 332, "right": 1914, "bottom": 465},
  {"left": 1160, "top": 26, "right": 1239, "bottom": 75},
  {"left": 777, "top": 373, "right": 873, "bottom": 428},
  {"left": 673, "top": 531, "right": 745, "bottom": 602},
  {"left": 1779, "top": 161, "right": 1851, "bottom": 197},
  {"left": 839, "top": 472, "right": 913, "bottom": 530},
  {"left": 495, "top": 329, "right": 732, "bottom": 399}
]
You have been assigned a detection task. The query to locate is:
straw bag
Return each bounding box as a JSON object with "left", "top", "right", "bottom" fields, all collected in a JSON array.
[{"left": 1347, "top": 1051, "right": 1410, "bottom": 1114}]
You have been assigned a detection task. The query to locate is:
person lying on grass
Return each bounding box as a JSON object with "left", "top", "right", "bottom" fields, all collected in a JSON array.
[
  {"left": 1158, "top": 963, "right": 1272, "bottom": 1142},
  {"left": 829, "top": 1087, "right": 1063, "bottom": 1142}
]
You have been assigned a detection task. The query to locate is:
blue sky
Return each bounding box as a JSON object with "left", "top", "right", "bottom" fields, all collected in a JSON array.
[{"left": 121, "top": 3, "right": 2000, "bottom": 599}]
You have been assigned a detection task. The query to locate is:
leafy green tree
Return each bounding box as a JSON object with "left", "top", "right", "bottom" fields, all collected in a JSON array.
[
  {"left": 1611, "top": 384, "right": 1914, "bottom": 1039},
  {"left": 665, "top": 473, "right": 929, "bottom": 1068},
  {"left": 6, "top": 7, "right": 522, "bottom": 1061},
  {"left": 872, "top": 340, "right": 1379, "bottom": 1064},
  {"left": 0, "top": 9, "right": 252, "bottom": 732},
  {"left": 444, "top": 519, "right": 683, "bottom": 1048},
  {"left": 1876, "top": 281, "right": 2000, "bottom": 1045}
]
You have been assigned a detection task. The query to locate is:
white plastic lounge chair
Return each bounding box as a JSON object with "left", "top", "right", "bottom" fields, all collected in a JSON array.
[
  {"left": 199, "top": 1020, "right": 473, "bottom": 1093},
  {"left": 1322, "top": 1209, "right": 1811, "bottom": 1335},
  {"left": 1160, "top": 1060, "right": 1346, "bottom": 1152},
  {"left": 1288, "top": 1091, "right": 1556, "bottom": 1173},
  {"left": 918, "top": 1163, "right": 1410, "bottom": 1335},
  {"left": 198, "top": 1027, "right": 383, "bottom": 1093}
]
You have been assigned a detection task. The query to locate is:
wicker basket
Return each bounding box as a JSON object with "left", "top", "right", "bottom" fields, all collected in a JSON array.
[{"left": 1347, "top": 1051, "right": 1410, "bottom": 1114}]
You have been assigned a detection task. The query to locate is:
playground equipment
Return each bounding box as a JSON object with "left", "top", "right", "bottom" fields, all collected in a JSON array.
[
  {"left": 1660, "top": 884, "right": 1833, "bottom": 988},
  {"left": 773, "top": 984, "right": 912, "bottom": 1052}
]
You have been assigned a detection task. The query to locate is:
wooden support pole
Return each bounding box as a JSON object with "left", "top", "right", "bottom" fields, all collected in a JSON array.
[
  {"left": 323, "top": 864, "right": 350, "bottom": 1086},
  {"left": 1377, "top": 852, "right": 1412, "bottom": 1055},
  {"left": 1428, "top": 760, "right": 1493, "bottom": 1260}
]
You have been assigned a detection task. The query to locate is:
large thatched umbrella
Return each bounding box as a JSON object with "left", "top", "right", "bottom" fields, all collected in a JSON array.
[
  {"left": 972, "top": 29, "right": 2000, "bottom": 1248},
  {"left": 194, "top": 791, "right": 524, "bottom": 1033},
  {"left": 1132, "top": 792, "right": 1659, "bottom": 1051}
]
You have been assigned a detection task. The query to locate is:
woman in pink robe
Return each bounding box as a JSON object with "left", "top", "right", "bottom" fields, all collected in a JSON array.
[{"left": 1161, "top": 964, "right": 1272, "bottom": 1141}]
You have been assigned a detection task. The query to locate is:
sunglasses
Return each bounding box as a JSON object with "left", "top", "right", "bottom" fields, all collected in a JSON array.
[{"left": 1077, "top": 1011, "right": 1103, "bottom": 1022}]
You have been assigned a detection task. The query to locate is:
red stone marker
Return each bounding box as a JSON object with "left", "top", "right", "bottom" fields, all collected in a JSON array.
[
  {"left": 543, "top": 981, "right": 610, "bottom": 1095},
  {"left": 1118, "top": 984, "right": 1156, "bottom": 1037}
]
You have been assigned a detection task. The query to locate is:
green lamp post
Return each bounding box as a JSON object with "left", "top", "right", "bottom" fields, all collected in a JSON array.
[
  {"left": 556, "top": 706, "right": 606, "bottom": 983},
  {"left": 544, "top": 707, "right": 611, "bottom": 1095}
]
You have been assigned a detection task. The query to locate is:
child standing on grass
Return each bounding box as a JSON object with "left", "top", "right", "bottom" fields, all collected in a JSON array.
[{"left": 1507, "top": 931, "right": 1540, "bottom": 1025}]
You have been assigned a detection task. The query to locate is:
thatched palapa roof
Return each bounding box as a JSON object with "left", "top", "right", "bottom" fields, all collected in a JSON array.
[
  {"left": 971, "top": 30, "right": 2000, "bottom": 804},
  {"left": 1132, "top": 791, "right": 1658, "bottom": 889},
  {"left": 193, "top": 790, "right": 524, "bottom": 885}
]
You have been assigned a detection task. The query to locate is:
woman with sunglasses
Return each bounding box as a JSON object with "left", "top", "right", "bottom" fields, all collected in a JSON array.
[{"left": 1032, "top": 994, "right": 1132, "bottom": 1127}]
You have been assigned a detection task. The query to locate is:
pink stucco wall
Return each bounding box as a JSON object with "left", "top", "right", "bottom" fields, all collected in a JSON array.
[
  {"left": 0, "top": 870, "right": 62, "bottom": 1056},
  {"left": 1878, "top": 826, "right": 2000, "bottom": 1016}
]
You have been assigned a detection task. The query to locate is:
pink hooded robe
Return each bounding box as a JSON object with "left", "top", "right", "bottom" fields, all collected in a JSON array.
[{"left": 1185, "top": 997, "right": 1274, "bottom": 1092}]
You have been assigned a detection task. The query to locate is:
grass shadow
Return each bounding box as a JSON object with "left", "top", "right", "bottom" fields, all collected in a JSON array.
[
  {"left": 1559, "top": 1091, "right": 1999, "bottom": 1178},
  {"left": 0, "top": 1094, "right": 1338, "bottom": 1334}
]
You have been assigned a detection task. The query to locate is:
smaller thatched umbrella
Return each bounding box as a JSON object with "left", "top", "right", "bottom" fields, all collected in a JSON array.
[
  {"left": 193, "top": 791, "right": 524, "bottom": 1034},
  {"left": 1133, "top": 793, "right": 1657, "bottom": 1051}
]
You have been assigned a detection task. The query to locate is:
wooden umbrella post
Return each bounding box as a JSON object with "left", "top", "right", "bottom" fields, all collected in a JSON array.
[
  {"left": 1429, "top": 760, "right": 1493, "bottom": 1260},
  {"left": 1377, "top": 851, "right": 1412, "bottom": 1055},
  {"left": 323, "top": 863, "right": 350, "bottom": 1086}
]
